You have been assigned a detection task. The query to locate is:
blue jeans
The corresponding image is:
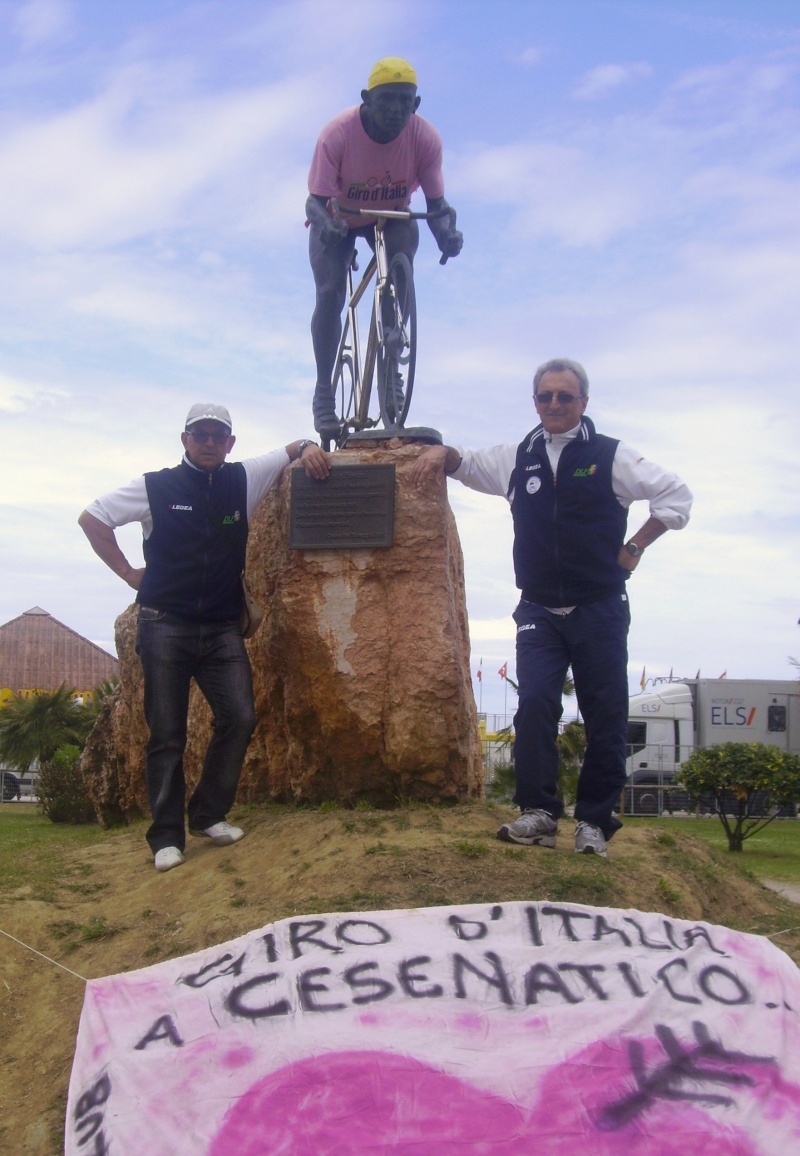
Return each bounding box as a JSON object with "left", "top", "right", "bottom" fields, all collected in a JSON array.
[
  {"left": 136, "top": 609, "right": 256, "bottom": 853},
  {"left": 512, "top": 593, "right": 630, "bottom": 838}
]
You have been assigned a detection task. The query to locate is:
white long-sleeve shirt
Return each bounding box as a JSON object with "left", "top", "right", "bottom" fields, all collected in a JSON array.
[
  {"left": 451, "top": 425, "right": 692, "bottom": 530},
  {"left": 85, "top": 450, "right": 290, "bottom": 536}
]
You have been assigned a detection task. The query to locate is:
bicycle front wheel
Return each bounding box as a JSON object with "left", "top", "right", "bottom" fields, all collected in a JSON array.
[
  {"left": 332, "top": 314, "right": 375, "bottom": 447},
  {"left": 377, "top": 252, "right": 416, "bottom": 429}
]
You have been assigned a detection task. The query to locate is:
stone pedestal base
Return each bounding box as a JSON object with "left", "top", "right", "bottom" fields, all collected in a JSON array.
[{"left": 242, "top": 443, "right": 483, "bottom": 805}]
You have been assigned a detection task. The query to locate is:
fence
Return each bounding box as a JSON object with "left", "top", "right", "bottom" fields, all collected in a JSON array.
[
  {"left": 0, "top": 769, "right": 39, "bottom": 803},
  {"left": 481, "top": 734, "right": 799, "bottom": 818}
]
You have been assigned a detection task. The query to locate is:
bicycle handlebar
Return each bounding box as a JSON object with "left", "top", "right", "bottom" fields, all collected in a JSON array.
[
  {"left": 330, "top": 199, "right": 451, "bottom": 223},
  {"left": 348, "top": 206, "right": 451, "bottom": 221},
  {"left": 329, "top": 199, "right": 455, "bottom": 264}
]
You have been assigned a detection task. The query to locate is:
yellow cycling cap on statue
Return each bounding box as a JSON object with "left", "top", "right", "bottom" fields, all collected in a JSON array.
[{"left": 367, "top": 57, "right": 418, "bottom": 90}]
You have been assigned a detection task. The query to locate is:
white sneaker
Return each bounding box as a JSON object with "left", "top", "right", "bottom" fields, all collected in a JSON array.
[
  {"left": 189, "top": 821, "right": 244, "bottom": 846},
  {"left": 497, "top": 808, "right": 557, "bottom": 847},
  {"left": 574, "top": 821, "right": 608, "bottom": 858},
  {"left": 154, "top": 846, "right": 185, "bottom": 872}
]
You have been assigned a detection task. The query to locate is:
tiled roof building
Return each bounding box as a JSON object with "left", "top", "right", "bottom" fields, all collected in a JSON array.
[{"left": 0, "top": 607, "right": 118, "bottom": 700}]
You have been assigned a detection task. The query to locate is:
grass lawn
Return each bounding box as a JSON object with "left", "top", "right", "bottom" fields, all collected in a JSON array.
[
  {"left": 624, "top": 815, "right": 800, "bottom": 885},
  {"left": 0, "top": 803, "right": 111, "bottom": 901},
  {"left": 2, "top": 805, "right": 800, "bottom": 896}
]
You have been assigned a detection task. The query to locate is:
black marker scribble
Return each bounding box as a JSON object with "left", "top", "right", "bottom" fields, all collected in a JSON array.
[{"left": 597, "top": 1020, "right": 776, "bottom": 1130}]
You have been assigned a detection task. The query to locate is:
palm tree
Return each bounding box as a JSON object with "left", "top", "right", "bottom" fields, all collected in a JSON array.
[
  {"left": 0, "top": 685, "right": 95, "bottom": 771},
  {"left": 81, "top": 676, "right": 120, "bottom": 725}
]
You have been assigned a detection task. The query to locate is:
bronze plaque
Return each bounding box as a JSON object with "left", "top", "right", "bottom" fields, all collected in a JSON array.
[{"left": 289, "top": 464, "right": 396, "bottom": 549}]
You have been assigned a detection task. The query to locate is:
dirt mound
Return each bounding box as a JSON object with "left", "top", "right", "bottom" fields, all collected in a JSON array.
[{"left": 2, "top": 802, "right": 799, "bottom": 1154}]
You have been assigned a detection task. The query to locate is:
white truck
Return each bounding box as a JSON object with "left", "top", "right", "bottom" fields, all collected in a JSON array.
[{"left": 623, "top": 678, "right": 800, "bottom": 814}]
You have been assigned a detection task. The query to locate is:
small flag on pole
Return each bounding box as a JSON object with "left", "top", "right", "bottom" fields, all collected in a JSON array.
[
  {"left": 718, "top": 670, "right": 727, "bottom": 679},
  {"left": 476, "top": 668, "right": 482, "bottom": 683},
  {"left": 640, "top": 667, "right": 646, "bottom": 690},
  {"left": 498, "top": 662, "right": 508, "bottom": 679}
]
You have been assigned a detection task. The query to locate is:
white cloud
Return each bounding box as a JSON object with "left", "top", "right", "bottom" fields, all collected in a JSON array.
[
  {"left": 0, "top": 70, "right": 318, "bottom": 250},
  {"left": 468, "top": 616, "right": 516, "bottom": 641},
  {"left": 572, "top": 62, "right": 653, "bottom": 100},
  {"left": 71, "top": 282, "right": 199, "bottom": 328},
  {"left": 452, "top": 141, "right": 654, "bottom": 246},
  {"left": 15, "top": 0, "right": 71, "bottom": 48},
  {"left": 517, "top": 47, "right": 544, "bottom": 67},
  {"left": 0, "top": 370, "right": 67, "bottom": 412}
]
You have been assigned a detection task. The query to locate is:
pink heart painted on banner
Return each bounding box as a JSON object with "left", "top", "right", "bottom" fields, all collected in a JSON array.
[{"left": 209, "top": 1039, "right": 800, "bottom": 1154}]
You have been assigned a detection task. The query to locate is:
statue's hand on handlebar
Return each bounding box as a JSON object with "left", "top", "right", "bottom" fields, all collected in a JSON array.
[
  {"left": 429, "top": 204, "right": 463, "bottom": 263},
  {"left": 438, "top": 228, "right": 464, "bottom": 260},
  {"left": 319, "top": 216, "right": 349, "bottom": 247}
]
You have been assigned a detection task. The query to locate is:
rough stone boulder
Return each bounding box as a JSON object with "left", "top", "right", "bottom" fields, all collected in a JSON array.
[
  {"left": 81, "top": 604, "right": 148, "bottom": 826},
  {"left": 81, "top": 442, "right": 483, "bottom": 822}
]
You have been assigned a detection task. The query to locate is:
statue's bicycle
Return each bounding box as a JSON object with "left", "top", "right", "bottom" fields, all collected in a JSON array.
[{"left": 328, "top": 202, "right": 454, "bottom": 448}]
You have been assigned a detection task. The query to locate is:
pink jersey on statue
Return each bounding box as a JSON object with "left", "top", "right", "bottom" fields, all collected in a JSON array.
[{"left": 308, "top": 107, "right": 445, "bottom": 229}]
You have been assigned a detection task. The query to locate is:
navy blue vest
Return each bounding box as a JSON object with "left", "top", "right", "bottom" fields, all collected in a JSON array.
[
  {"left": 138, "top": 460, "right": 249, "bottom": 622},
  {"left": 508, "top": 417, "right": 628, "bottom": 605}
]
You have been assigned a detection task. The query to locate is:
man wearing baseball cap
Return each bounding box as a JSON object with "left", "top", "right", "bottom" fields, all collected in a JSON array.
[
  {"left": 306, "top": 56, "right": 463, "bottom": 437},
  {"left": 79, "top": 406, "right": 330, "bottom": 871}
]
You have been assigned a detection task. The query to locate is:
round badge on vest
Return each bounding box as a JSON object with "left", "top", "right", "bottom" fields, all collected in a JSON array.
[{"left": 526, "top": 476, "right": 542, "bottom": 495}]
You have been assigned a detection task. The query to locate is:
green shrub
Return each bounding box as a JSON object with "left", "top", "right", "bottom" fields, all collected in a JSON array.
[
  {"left": 37, "top": 744, "right": 97, "bottom": 825},
  {"left": 677, "top": 742, "right": 800, "bottom": 851}
]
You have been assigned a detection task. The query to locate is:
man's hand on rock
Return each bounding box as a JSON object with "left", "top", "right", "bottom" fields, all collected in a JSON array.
[
  {"left": 301, "top": 443, "right": 332, "bottom": 481},
  {"left": 411, "top": 445, "right": 450, "bottom": 487}
]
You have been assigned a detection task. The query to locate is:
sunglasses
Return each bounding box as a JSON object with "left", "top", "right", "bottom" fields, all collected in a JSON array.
[
  {"left": 187, "top": 429, "right": 230, "bottom": 445},
  {"left": 535, "top": 391, "right": 583, "bottom": 405}
]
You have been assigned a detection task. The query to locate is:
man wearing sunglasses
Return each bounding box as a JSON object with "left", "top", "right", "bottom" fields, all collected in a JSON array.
[
  {"left": 79, "top": 404, "right": 330, "bottom": 872},
  {"left": 412, "top": 359, "right": 692, "bottom": 858}
]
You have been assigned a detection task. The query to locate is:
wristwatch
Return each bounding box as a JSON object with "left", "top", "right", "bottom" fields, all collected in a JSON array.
[
  {"left": 297, "top": 439, "right": 317, "bottom": 457},
  {"left": 624, "top": 541, "right": 642, "bottom": 557}
]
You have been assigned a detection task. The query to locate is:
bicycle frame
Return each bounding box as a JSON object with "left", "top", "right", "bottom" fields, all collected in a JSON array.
[
  {"left": 331, "top": 204, "right": 448, "bottom": 445},
  {"left": 332, "top": 218, "right": 393, "bottom": 436}
]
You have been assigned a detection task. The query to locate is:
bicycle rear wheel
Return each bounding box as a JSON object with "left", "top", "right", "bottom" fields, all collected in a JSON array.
[{"left": 377, "top": 252, "right": 416, "bottom": 429}]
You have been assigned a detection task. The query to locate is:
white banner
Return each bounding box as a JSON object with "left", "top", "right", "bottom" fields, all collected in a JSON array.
[{"left": 66, "top": 900, "right": 800, "bottom": 1154}]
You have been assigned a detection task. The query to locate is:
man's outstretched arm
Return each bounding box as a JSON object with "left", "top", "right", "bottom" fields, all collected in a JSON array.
[{"left": 412, "top": 443, "right": 515, "bottom": 496}]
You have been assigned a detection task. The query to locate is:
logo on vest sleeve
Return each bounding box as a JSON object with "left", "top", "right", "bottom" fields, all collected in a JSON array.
[
  {"left": 168, "top": 504, "right": 193, "bottom": 511},
  {"left": 525, "top": 476, "right": 542, "bottom": 495},
  {"left": 222, "top": 510, "right": 242, "bottom": 525},
  {"left": 573, "top": 465, "right": 597, "bottom": 477}
]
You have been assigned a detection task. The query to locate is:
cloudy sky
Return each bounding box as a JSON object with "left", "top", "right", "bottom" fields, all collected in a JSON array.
[{"left": 1, "top": 0, "right": 798, "bottom": 717}]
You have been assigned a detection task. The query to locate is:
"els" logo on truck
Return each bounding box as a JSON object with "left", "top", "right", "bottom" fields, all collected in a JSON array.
[{"left": 711, "top": 706, "right": 757, "bottom": 726}]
